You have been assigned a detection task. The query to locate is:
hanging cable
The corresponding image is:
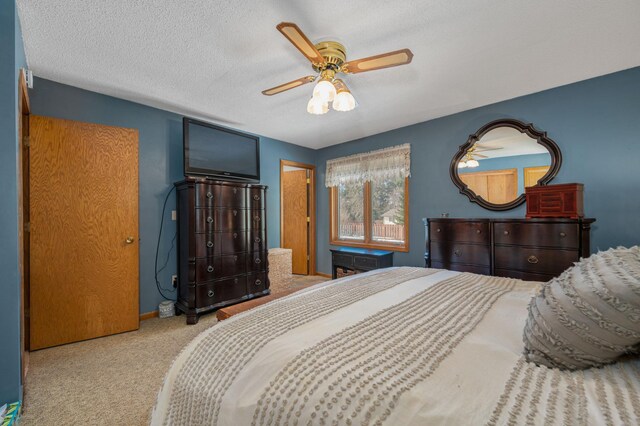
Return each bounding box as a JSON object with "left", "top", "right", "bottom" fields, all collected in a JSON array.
[{"left": 155, "top": 186, "right": 177, "bottom": 300}]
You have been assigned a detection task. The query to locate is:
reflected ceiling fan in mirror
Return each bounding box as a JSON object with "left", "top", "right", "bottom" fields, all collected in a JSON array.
[
  {"left": 457, "top": 145, "right": 500, "bottom": 168},
  {"left": 262, "top": 22, "right": 414, "bottom": 114}
]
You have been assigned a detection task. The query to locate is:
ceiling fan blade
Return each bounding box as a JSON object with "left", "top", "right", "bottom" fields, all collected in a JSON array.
[
  {"left": 341, "top": 48, "right": 413, "bottom": 74},
  {"left": 276, "top": 22, "right": 326, "bottom": 65},
  {"left": 475, "top": 153, "right": 489, "bottom": 158},
  {"left": 262, "top": 75, "right": 317, "bottom": 96}
]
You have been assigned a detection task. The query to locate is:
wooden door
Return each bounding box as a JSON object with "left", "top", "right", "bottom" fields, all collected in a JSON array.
[
  {"left": 459, "top": 168, "right": 517, "bottom": 204},
  {"left": 282, "top": 168, "right": 309, "bottom": 274},
  {"left": 29, "top": 116, "right": 139, "bottom": 350},
  {"left": 524, "top": 165, "right": 550, "bottom": 188}
]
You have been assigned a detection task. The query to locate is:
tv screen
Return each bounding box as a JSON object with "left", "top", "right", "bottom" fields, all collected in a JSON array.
[{"left": 183, "top": 117, "right": 260, "bottom": 181}]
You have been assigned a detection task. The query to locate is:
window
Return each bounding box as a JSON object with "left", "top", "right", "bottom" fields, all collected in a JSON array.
[
  {"left": 326, "top": 143, "right": 410, "bottom": 251},
  {"left": 330, "top": 175, "right": 409, "bottom": 251}
]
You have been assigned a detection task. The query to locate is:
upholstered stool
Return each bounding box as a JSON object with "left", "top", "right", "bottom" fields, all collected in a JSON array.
[{"left": 268, "top": 248, "right": 293, "bottom": 293}]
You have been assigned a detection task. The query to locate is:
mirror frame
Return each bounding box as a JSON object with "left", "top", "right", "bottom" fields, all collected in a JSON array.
[{"left": 449, "top": 118, "right": 562, "bottom": 211}]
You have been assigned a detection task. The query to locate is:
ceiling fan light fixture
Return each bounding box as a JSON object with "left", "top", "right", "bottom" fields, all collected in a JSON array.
[
  {"left": 307, "top": 96, "right": 328, "bottom": 115},
  {"left": 313, "top": 79, "right": 336, "bottom": 102},
  {"left": 466, "top": 159, "right": 480, "bottom": 168},
  {"left": 333, "top": 90, "right": 356, "bottom": 112},
  {"left": 458, "top": 161, "right": 468, "bottom": 169}
]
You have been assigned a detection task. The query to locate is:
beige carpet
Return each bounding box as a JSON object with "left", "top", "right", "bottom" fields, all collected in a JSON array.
[{"left": 20, "top": 275, "right": 328, "bottom": 425}]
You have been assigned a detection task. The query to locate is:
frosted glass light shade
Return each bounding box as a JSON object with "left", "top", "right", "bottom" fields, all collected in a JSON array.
[
  {"left": 313, "top": 79, "right": 336, "bottom": 102},
  {"left": 458, "top": 161, "right": 467, "bottom": 169},
  {"left": 332, "top": 91, "right": 356, "bottom": 111},
  {"left": 466, "top": 159, "right": 480, "bottom": 168},
  {"left": 307, "top": 96, "right": 328, "bottom": 115}
]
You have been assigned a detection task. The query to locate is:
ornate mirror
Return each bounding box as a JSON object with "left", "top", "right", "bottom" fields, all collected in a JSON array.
[{"left": 450, "top": 119, "right": 562, "bottom": 211}]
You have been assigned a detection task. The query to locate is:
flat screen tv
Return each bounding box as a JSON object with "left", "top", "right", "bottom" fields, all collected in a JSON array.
[{"left": 183, "top": 117, "right": 260, "bottom": 182}]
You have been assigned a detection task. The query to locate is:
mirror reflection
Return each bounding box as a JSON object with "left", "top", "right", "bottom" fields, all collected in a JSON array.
[{"left": 457, "top": 127, "right": 551, "bottom": 205}]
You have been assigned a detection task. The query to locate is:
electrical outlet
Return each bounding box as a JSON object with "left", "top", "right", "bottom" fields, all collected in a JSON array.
[
  {"left": 171, "top": 210, "right": 177, "bottom": 221},
  {"left": 171, "top": 275, "right": 178, "bottom": 288}
]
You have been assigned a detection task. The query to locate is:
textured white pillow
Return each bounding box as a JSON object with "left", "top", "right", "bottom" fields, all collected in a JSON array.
[{"left": 523, "top": 246, "right": 640, "bottom": 370}]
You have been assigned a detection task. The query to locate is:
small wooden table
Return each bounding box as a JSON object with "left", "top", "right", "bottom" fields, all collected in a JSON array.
[{"left": 330, "top": 247, "right": 394, "bottom": 279}]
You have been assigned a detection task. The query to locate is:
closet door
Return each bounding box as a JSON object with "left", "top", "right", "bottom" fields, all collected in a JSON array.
[{"left": 29, "top": 116, "right": 139, "bottom": 350}]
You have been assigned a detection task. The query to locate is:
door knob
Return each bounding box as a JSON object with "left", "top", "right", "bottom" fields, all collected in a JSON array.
[{"left": 125, "top": 236, "right": 135, "bottom": 244}]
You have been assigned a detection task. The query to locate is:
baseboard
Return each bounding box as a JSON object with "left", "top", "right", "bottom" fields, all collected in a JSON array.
[
  {"left": 315, "top": 272, "right": 331, "bottom": 278},
  {"left": 140, "top": 310, "right": 159, "bottom": 321}
]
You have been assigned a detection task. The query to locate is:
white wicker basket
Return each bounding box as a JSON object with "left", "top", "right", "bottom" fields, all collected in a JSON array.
[{"left": 268, "top": 248, "right": 293, "bottom": 293}]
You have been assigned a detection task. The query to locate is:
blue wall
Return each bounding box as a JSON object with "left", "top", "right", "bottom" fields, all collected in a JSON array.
[
  {"left": 0, "top": 0, "right": 26, "bottom": 404},
  {"left": 459, "top": 153, "right": 551, "bottom": 194},
  {"left": 29, "top": 78, "right": 316, "bottom": 314},
  {"left": 316, "top": 67, "right": 640, "bottom": 274}
]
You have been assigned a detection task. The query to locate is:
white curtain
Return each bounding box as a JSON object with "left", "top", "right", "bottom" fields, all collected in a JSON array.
[{"left": 325, "top": 143, "right": 411, "bottom": 187}]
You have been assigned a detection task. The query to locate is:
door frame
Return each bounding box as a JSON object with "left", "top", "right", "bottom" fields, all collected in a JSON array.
[
  {"left": 18, "top": 69, "right": 31, "bottom": 389},
  {"left": 280, "top": 159, "right": 316, "bottom": 275}
]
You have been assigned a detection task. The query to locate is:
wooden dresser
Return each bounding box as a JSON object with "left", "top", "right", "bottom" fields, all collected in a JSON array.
[
  {"left": 175, "top": 178, "right": 269, "bottom": 324},
  {"left": 426, "top": 218, "right": 595, "bottom": 281}
]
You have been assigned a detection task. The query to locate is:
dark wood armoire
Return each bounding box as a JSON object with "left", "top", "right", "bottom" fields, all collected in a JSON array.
[{"left": 175, "top": 178, "right": 270, "bottom": 324}]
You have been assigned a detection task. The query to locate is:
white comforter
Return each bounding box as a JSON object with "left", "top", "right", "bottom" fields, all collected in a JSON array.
[{"left": 152, "top": 267, "right": 640, "bottom": 425}]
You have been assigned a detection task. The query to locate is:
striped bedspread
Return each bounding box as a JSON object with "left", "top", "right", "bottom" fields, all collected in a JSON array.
[{"left": 152, "top": 267, "right": 640, "bottom": 425}]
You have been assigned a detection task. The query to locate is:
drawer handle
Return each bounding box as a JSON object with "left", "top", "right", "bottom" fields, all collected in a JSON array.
[
  {"left": 255, "top": 215, "right": 261, "bottom": 221},
  {"left": 255, "top": 279, "right": 261, "bottom": 286},
  {"left": 503, "top": 230, "right": 509, "bottom": 236},
  {"left": 436, "top": 228, "right": 441, "bottom": 233},
  {"left": 559, "top": 232, "right": 566, "bottom": 238},
  {"left": 233, "top": 232, "right": 238, "bottom": 239},
  {"left": 233, "top": 210, "right": 238, "bottom": 216},
  {"left": 207, "top": 290, "right": 214, "bottom": 298},
  {"left": 206, "top": 191, "right": 213, "bottom": 199},
  {"left": 206, "top": 216, "right": 213, "bottom": 223},
  {"left": 255, "top": 258, "right": 261, "bottom": 264},
  {"left": 454, "top": 249, "right": 462, "bottom": 257},
  {"left": 254, "top": 237, "right": 261, "bottom": 243},
  {"left": 207, "top": 241, "right": 214, "bottom": 248},
  {"left": 233, "top": 188, "right": 237, "bottom": 194},
  {"left": 207, "top": 265, "right": 214, "bottom": 273},
  {"left": 234, "top": 255, "right": 238, "bottom": 261},
  {"left": 527, "top": 255, "right": 539, "bottom": 264},
  {"left": 234, "top": 278, "right": 238, "bottom": 284},
  {"left": 476, "top": 229, "right": 481, "bottom": 234},
  {"left": 253, "top": 194, "right": 260, "bottom": 201}
]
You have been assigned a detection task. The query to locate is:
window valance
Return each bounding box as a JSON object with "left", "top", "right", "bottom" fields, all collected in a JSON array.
[{"left": 325, "top": 143, "right": 411, "bottom": 187}]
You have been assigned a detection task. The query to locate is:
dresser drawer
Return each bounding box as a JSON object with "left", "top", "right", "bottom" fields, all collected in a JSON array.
[
  {"left": 430, "top": 261, "right": 490, "bottom": 275},
  {"left": 247, "top": 272, "right": 267, "bottom": 294},
  {"left": 249, "top": 188, "right": 265, "bottom": 210},
  {"left": 194, "top": 233, "right": 216, "bottom": 258},
  {"left": 194, "top": 183, "right": 215, "bottom": 207},
  {"left": 216, "top": 185, "right": 246, "bottom": 207},
  {"left": 494, "top": 246, "right": 578, "bottom": 275},
  {"left": 249, "top": 209, "right": 265, "bottom": 230},
  {"left": 195, "top": 257, "right": 216, "bottom": 282},
  {"left": 248, "top": 251, "right": 267, "bottom": 271},
  {"left": 354, "top": 255, "right": 378, "bottom": 269},
  {"left": 430, "top": 221, "right": 490, "bottom": 244},
  {"left": 249, "top": 230, "right": 266, "bottom": 252},
  {"left": 430, "top": 242, "right": 491, "bottom": 267},
  {"left": 332, "top": 253, "right": 353, "bottom": 267},
  {"left": 494, "top": 222, "right": 578, "bottom": 249},
  {"left": 494, "top": 268, "right": 555, "bottom": 282},
  {"left": 214, "top": 253, "right": 247, "bottom": 278},
  {"left": 194, "top": 209, "right": 215, "bottom": 233},
  {"left": 195, "top": 276, "right": 247, "bottom": 308},
  {"left": 215, "top": 231, "right": 246, "bottom": 254},
  {"left": 215, "top": 208, "right": 247, "bottom": 231}
]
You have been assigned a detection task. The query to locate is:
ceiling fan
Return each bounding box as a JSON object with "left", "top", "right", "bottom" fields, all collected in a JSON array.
[
  {"left": 458, "top": 146, "right": 492, "bottom": 169},
  {"left": 262, "top": 22, "right": 414, "bottom": 114}
]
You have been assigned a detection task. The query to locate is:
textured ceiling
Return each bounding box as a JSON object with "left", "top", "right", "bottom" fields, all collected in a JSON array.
[{"left": 17, "top": 1, "right": 640, "bottom": 149}]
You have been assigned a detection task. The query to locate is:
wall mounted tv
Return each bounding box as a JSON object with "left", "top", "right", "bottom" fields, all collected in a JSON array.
[{"left": 183, "top": 117, "right": 260, "bottom": 182}]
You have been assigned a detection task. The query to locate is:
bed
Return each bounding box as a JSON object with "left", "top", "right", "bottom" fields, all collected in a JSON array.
[{"left": 152, "top": 267, "right": 640, "bottom": 425}]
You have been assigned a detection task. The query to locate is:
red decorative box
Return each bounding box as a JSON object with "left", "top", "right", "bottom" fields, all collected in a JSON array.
[{"left": 526, "top": 183, "right": 584, "bottom": 219}]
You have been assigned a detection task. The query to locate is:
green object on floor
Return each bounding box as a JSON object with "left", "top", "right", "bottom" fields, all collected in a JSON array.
[{"left": 0, "top": 401, "right": 20, "bottom": 426}]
